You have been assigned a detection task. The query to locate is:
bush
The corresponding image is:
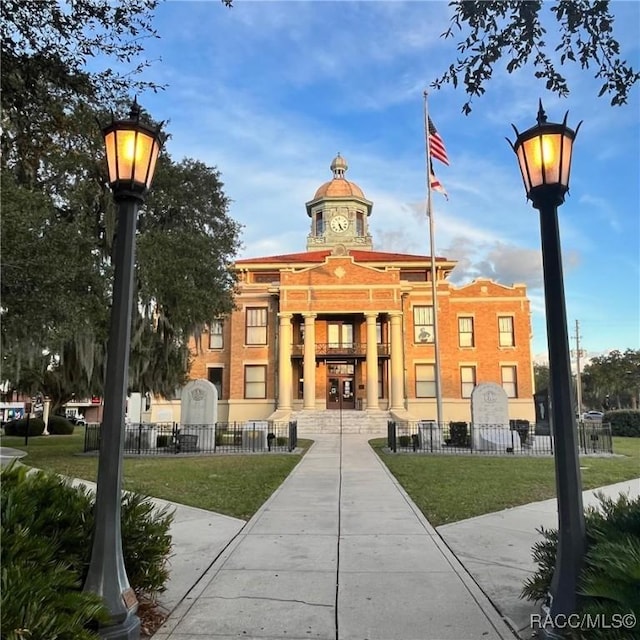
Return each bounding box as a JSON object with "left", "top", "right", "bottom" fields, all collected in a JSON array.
[
  {"left": 48, "top": 415, "right": 75, "bottom": 435},
  {"left": 276, "top": 436, "right": 288, "bottom": 447},
  {"left": 3, "top": 417, "right": 45, "bottom": 437},
  {"left": 156, "top": 434, "right": 171, "bottom": 448},
  {"left": 448, "top": 422, "right": 470, "bottom": 447},
  {"left": 398, "top": 435, "right": 412, "bottom": 448},
  {"left": 604, "top": 410, "right": 640, "bottom": 437},
  {"left": 0, "top": 464, "right": 174, "bottom": 640},
  {"left": 522, "top": 493, "right": 640, "bottom": 639}
]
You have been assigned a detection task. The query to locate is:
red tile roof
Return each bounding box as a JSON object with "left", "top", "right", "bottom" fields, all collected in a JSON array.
[{"left": 235, "top": 249, "right": 449, "bottom": 265}]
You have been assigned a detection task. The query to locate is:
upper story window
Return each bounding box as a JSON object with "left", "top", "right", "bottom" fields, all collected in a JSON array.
[
  {"left": 499, "top": 316, "right": 515, "bottom": 347},
  {"left": 414, "top": 306, "right": 434, "bottom": 343},
  {"left": 460, "top": 365, "right": 476, "bottom": 398},
  {"left": 209, "top": 319, "right": 223, "bottom": 349},
  {"left": 246, "top": 307, "right": 268, "bottom": 345},
  {"left": 355, "top": 211, "right": 364, "bottom": 235},
  {"left": 328, "top": 322, "right": 353, "bottom": 348},
  {"left": 458, "top": 317, "right": 474, "bottom": 348}
]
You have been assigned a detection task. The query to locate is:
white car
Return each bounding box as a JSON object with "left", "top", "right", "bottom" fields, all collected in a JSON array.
[{"left": 582, "top": 411, "right": 604, "bottom": 421}]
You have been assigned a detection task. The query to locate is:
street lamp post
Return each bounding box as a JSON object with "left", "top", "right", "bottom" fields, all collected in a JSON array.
[
  {"left": 508, "top": 101, "right": 586, "bottom": 639},
  {"left": 83, "top": 100, "right": 163, "bottom": 639}
]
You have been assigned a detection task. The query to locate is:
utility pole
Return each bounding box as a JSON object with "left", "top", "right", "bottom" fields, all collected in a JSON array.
[{"left": 572, "top": 320, "right": 585, "bottom": 417}]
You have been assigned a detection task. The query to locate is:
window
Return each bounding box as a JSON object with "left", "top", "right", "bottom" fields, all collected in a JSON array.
[
  {"left": 244, "top": 365, "right": 267, "bottom": 399},
  {"left": 315, "top": 212, "right": 324, "bottom": 235},
  {"left": 416, "top": 364, "right": 436, "bottom": 398},
  {"left": 207, "top": 367, "right": 223, "bottom": 399},
  {"left": 460, "top": 366, "right": 476, "bottom": 398},
  {"left": 209, "top": 320, "right": 223, "bottom": 349},
  {"left": 414, "top": 306, "right": 434, "bottom": 343},
  {"left": 328, "top": 322, "right": 353, "bottom": 348},
  {"left": 355, "top": 211, "right": 364, "bottom": 235},
  {"left": 246, "top": 307, "right": 267, "bottom": 345},
  {"left": 458, "top": 317, "right": 474, "bottom": 347},
  {"left": 499, "top": 316, "right": 515, "bottom": 347},
  {"left": 501, "top": 366, "right": 518, "bottom": 398}
]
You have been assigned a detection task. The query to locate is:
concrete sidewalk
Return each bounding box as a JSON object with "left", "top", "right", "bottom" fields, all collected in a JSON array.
[{"left": 155, "top": 434, "right": 515, "bottom": 640}]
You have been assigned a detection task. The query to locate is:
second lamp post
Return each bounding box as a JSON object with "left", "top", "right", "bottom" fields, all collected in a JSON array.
[{"left": 509, "top": 101, "right": 586, "bottom": 639}]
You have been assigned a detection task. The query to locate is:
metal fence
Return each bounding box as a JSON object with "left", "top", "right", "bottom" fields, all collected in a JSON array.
[
  {"left": 84, "top": 421, "right": 298, "bottom": 455},
  {"left": 387, "top": 420, "right": 612, "bottom": 455}
]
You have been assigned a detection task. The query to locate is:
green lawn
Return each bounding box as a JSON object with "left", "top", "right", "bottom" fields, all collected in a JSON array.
[
  {"left": 371, "top": 437, "right": 640, "bottom": 526},
  {"left": 4, "top": 431, "right": 638, "bottom": 526},
  {"left": 1, "top": 429, "right": 311, "bottom": 520}
]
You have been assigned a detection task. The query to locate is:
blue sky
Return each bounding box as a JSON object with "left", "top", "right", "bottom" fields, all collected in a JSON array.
[{"left": 134, "top": 0, "right": 639, "bottom": 361}]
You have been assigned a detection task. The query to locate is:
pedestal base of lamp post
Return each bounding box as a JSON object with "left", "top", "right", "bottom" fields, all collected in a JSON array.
[
  {"left": 535, "top": 600, "right": 568, "bottom": 640},
  {"left": 99, "top": 611, "right": 140, "bottom": 640}
]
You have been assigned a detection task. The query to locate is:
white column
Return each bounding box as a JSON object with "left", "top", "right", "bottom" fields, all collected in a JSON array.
[
  {"left": 278, "top": 313, "right": 293, "bottom": 411},
  {"left": 303, "top": 313, "right": 317, "bottom": 409},
  {"left": 389, "top": 311, "right": 404, "bottom": 411},
  {"left": 365, "top": 312, "right": 379, "bottom": 410}
]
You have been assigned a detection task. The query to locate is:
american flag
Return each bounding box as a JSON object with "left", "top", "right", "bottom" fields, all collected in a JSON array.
[
  {"left": 430, "top": 161, "right": 448, "bottom": 200},
  {"left": 428, "top": 116, "right": 449, "bottom": 166}
]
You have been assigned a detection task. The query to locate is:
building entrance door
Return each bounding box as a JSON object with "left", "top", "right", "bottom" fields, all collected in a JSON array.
[{"left": 327, "top": 363, "right": 356, "bottom": 410}]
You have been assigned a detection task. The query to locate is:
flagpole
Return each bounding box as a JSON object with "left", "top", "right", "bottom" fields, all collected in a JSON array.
[{"left": 423, "top": 90, "right": 444, "bottom": 430}]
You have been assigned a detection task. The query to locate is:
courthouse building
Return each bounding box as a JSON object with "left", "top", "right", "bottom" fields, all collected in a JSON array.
[{"left": 167, "top": 155, "right": 534, "bottom": 431}]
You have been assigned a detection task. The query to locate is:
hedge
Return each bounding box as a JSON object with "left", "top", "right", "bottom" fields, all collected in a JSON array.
[{"left": 603, "top": 409, "right": 640, "bottom": 437}]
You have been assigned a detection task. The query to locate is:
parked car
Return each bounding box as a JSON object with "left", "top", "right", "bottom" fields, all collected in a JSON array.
[
  {"left": 66, "top": 414, "right": 87, "bottom": 426},
  {"left": 582, "top": 411, "right": 604, "bottom": 422}
]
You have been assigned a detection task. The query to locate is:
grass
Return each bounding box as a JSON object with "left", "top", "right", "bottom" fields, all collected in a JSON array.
[
  {"left": 1, "top": 429, "right": 311, "bottom": 520},
  {"left": 371, "top": 437, "right": 640, "bottom": 527},
  {"left": 4, "top": 431, "right": 638, "bottom": 526}
]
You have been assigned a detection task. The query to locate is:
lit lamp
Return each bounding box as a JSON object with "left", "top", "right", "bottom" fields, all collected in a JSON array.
[
  {"left": 83, "top": 100, "right": 163, "bottom": 640},
  {"left": 508, "top": 101, "right": 586, "bottom": 639}
]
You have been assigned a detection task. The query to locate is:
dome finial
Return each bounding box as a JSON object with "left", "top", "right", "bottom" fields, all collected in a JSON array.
[{"left": 330, "top": 153, "right": 348, "bottom": 179}]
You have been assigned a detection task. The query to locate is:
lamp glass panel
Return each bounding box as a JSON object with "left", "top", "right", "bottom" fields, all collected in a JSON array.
[
  {"left": 104, "top": 131, "right": 118, "bottom": 183},
  {"left": 516, "top": 143, "right": 536, "bottom": 193},
  {"left": 114, "top": 129, "right": 139, "bottom": 182},
  {"left": 132, "top": 132, "right": 156, "bottom": 187},
  {"left": 145, "top": 139, "right": 161, "bottom": 189},
  {"left": 522, "top": 132, "right": 565, "bottom": 188},
  {"left": 560, "top": 136, "right": 573, "bottom": 187}
]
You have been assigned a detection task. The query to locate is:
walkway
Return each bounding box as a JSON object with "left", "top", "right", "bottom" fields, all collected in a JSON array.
[{"left": 155, "top": 434, "right": 514, "bottom": 640}]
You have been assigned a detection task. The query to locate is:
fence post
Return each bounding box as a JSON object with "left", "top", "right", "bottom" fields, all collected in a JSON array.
[
  {"left": 387, "top": 421, "right": 397, "bottom": 453},
  {"left": 288, "top": 421, "right": 297, "bottom": 452}
]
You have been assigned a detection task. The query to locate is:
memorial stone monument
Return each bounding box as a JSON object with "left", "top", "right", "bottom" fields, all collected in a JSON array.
[
  {"left": 180, "top": 379, "right": 218, "bottom": 451},
  {"left": 471, "top": 382, "right": 521, "bottom": 452}
]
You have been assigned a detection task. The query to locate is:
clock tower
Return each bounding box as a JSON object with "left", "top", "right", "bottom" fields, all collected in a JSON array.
[{"left": 306, "top": 154, "right": 373, "bottom": 251}]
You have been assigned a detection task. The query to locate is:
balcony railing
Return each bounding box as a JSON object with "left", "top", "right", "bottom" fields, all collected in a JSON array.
[{"left": 291, "top": 343, "right": 390, "bottom": 357}]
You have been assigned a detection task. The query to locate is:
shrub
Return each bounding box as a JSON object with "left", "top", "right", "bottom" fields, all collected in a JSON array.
[
  {"left": 604, "top": 410, "right": 640, "bottom": 437},
  {"left": 48, "top": 415, "right": 75, "bottom": 435},
  {"left": 448, "top": 422, "right": 470, "bottom": 447},
  {"left": 398, "top": 435, "right": 412, "bottom": 448},
  {"left": 522, "top": 493, "right": 640, "bottom": 639},
  {"left": 0, "top": 463, "right": 174, "bottom": 639},
  {"left": 276, "top": 436, "right": 288, "bottom": 447},
  {"left": 3, "top": 417, "right": 45, "bottom": 437},
  {"left": 156, "top": 434, "right": 171, "bottom": 448},
  {"left": 121, "top": 493, "right": 174, "bottom": 598}
]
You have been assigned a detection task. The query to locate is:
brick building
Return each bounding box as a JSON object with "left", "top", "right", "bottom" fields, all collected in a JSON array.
[{"left": 155, "top": 155, "right": 534, "bottom": 431}]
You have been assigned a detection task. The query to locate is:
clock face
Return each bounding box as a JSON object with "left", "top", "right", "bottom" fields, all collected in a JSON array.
[{"left": 330, "top": 214, "right": 349, "bottom": 233}]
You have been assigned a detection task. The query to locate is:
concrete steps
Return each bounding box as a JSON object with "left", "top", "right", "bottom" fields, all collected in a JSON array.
[{"left": 291, "top": 409, "right": 390, "bottom": 435}]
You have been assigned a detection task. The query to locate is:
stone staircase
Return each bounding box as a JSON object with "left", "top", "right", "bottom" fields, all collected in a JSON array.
[{"left": 291, "top": 409, "right": 391, "bottom": 435}]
